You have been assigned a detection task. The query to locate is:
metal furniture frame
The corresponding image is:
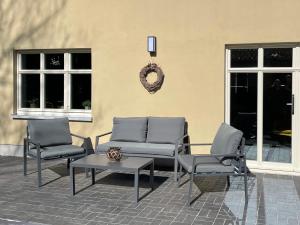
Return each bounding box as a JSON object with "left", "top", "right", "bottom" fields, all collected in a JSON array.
[
  {"left": 95, "top": 132, "right": 188, "bottom": 181},
  {"left": 178, "top": 138, "right": 248, "bottom": 205},
  {"left": 70, "top": 154, "right": 154, "bottom": 204},
  {"left": 24, "top": 132, "right": 92, "bottom": 187}
]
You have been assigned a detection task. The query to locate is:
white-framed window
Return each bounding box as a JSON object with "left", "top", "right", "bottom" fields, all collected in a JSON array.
[{"left": 14, "top": 49, "right": 92, "bottom": 121}]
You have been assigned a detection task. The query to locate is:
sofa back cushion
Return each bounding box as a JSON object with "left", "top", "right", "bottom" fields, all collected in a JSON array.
[
  {"left": 210, "top": 123, "right": 243, "bottom": 165},
  {"left": 110, "top": 117, "right": 148, "bottom": 142},
  {"left": 146, "top": 117, "right": 185, "bottom": 144},
  {"left": 28, "top": 117, "right": 72, "bottom": 147}
]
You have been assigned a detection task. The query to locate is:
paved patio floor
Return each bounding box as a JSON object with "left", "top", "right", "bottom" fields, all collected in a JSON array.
[{"left": 0, "top": 156, "right": 300, "bottom": 225}]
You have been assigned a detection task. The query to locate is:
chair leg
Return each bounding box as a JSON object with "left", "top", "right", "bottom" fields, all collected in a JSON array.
[
  {"left": 67, "top": 158, "right": 70, "bottom": 169},
  {"left": 23, "top": 139, "right": 27, "bottom": 176},
  {"left": 227, "top": 176, "right": 230, "bottom": 188},
  {"left": 244, "top": 171, "right": 248, "bottom": 202},
  {"left": 188, "top": 173, "right": 193, "bottom": 205},
  {"left": 174, "top": 157, "right": 178, "bottom": 182},
  {"left": 37, "top": 149, "right": 42, "bottom": 187},
  {"left": 178, "top": 164, "right": 182, "bottom": 188}
]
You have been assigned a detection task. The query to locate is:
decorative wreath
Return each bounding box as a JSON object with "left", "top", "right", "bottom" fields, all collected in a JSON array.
[{"left": 139, "top": 63, "right": 165, "bottom": 94}]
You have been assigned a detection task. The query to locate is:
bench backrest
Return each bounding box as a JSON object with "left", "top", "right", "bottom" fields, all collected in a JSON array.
[{"left": 110, "top": 117, "right": 186, "bottom": 144}]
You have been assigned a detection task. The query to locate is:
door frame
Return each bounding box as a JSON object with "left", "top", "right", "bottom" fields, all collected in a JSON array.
[{"left": 225, "top": 45, "right": 300, "bottom": 173}]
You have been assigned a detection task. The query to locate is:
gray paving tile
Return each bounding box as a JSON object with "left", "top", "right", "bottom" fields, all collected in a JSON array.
[{"left": 1, "top": 157, "right": 300, "bottom": 225}]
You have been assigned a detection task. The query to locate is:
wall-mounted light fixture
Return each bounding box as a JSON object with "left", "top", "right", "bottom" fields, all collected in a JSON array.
[{"left": 147, "top": 36, "right": 156, "bottom": 54}]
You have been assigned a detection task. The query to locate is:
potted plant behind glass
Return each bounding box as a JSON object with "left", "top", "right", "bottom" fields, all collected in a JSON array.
[
  {"left": 28, "top": 98, "right": 39, "bottom": 108},
  {"left": 82, "top": 100, "right": 91, "bottom": 110}
]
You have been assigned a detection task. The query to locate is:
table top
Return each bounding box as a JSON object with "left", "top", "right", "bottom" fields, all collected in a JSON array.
[{"left": 70, "top": 154, "right": 153, "bottom": 171}]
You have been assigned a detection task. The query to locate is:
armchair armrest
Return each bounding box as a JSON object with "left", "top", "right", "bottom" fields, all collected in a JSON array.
[
  {"left": 182, "top": 143, "right": 212, "bottom": 147},
  {"left": 95, "top": 131, "right": 112, "bottom": 147},
  {"left": 25, "top": 138, "right": 42, "bottom": 159},
  {"left": 71, "top": 133, "right": 87, "bottom": 140},
  {"left": 26, "top": 138, "right": 41, "bottom": 147},
  {"left": 193, "top": 153, "right": 240, "bottom": 158},
  {"left": 192, "top": 153, "right": 243, "bottom": 170},
  {"left": 71, "top": 133, "right": 93, "bottom": 154}
]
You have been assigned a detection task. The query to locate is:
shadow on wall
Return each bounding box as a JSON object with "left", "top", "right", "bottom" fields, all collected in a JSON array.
[{"left": 0, "top": 0, "right": 70, "bottom": 145}]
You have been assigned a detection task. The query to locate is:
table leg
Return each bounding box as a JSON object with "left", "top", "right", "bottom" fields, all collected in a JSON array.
[
  {"left": 91, "top": 168, "right": 95, "bottom": 185},
  {"left": 70, "top": 166, "right": 75, "bottom": 195},
  {"left": 134, "top": 170, "right": 139, "bottom": 204},
  {"left": 150, "top": 161, "right": 154, "bottom": 190}
]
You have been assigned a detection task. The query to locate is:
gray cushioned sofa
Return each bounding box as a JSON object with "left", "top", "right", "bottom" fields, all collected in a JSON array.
[{"left": 95, "top": 117, "right": 188, "bottom": 180}]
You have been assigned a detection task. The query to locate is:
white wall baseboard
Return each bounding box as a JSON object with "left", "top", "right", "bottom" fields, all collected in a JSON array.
[{"left": 0, "top": 144, "right": 23, "bottom": 157}]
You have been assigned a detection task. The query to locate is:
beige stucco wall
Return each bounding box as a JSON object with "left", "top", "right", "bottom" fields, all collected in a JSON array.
[{"left": 1, "top": 0, "right": 300, "bottom": 156}]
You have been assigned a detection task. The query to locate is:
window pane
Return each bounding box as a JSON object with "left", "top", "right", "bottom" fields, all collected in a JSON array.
[
  {"left": 71, "top": 53, "right": 91, "bottom": 69},
  {"left": 45, "top": 53, "right": 64, "bottom": 69},
  {"left": 263, "top": 73, "right": 292, "bottom": 163},
  {"left": 230, "top": 73, "right": 257, "bottom": 160},
  {"left": 21, "top": 54, "right": 40, "bottom": 69},
  {"left": 45, "top": 74, "right": 64, "bottom": 109},
  {"left": 264, "top": 48, "right": 292, "bottom": 67},
  {"left": 71, "top": 74, "right": 91, "bottom": 109},
  {"left": 231, "top": 49, "right": 258, "bottom": 67},
  {"left": 21, "top": 74, "right": 40, "bottom": 108}
]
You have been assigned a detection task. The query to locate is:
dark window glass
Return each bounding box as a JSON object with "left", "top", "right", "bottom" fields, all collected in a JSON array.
[
  {"left": 231, "top": 49, "right": 258, "bottom": 67},
  {"left": 45, "top": 74, "right": 64, "bottom": 109},
  {"left": 230, "top": 73, "right": 257, "bottom": 160},
  {"left": 264, "top": 48, "right": 292, "bottom": 67},
  {"left": 71, "top": 53, "right": 91, "bottom": 69},
  {"left": 21, "top": 54, "right": 40, "bottom": 69},
  {"left": 71, "top": 74, "right": 91, "bottom": 109},
  {"left": 21, "top": 74, "right": 40, "bottom": 108},
  {"left": 45, "top": 53, "right": 64, "bottom": 69}
]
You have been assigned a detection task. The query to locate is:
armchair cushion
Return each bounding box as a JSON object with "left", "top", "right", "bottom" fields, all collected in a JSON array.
[
  {"left": 110, "top": 117, "right": 148, "bottom": 142},
  {"left": 28, "top": 145, "right": 85, "bottom": 159},
  {"left": 146, "top": 117, "right": 185, "bottom": 144},
  {"left": 210, "top": 123, "right": 243, "bottom": 165},
  {"left": 178, "top": 155, "right": 235, "bottom": 173},
  {"left": 28, "top": 118, "right": 72, "bottom": 147}
]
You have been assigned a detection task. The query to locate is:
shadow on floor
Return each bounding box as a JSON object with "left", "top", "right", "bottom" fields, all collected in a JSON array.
[{"left": 95, "top": 172, "right": 168, "bottom": 189}]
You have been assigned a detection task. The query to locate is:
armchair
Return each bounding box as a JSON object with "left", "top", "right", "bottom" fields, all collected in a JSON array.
[
  {"left": 23, "top": 117, "right": 93, "bottom": 187},
  {"left": 177, "top": 123, "right": 248, "bottom": 205}
]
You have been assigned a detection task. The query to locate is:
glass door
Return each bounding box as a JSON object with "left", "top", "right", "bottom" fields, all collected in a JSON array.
[
  {"left": 263, "top": 73, "right": 292, "bottom": 163},
  {"left": 230, "top": 73, "right": 258, "bottom": 161},
  {"left": 227, "top": 47, "right": 297, "bottom": 169}
]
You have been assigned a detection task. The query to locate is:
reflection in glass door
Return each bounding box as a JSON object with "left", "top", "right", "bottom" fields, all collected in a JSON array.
[{"left": 263, "top": 73, "right": 292, "bottom": 163}]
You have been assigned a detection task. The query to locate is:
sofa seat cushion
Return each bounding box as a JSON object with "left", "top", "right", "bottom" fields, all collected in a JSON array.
[
  {"left": 110, "top": 117, "right": 148, "bottom": 142},
  {"left": 96, "top": 141, "right": 180, "bottom": 157},
  {"left": 29, "top": 145, "right": 85, "bottom": 159},
  {"left": 178, "top": 155, "right": 235, "bottom": 173},
  {"left": 28, "top": 117, "right": 72, "bottom": 147},
  {"left": 146, "top": 117, "right": 185, "bottom": 144}
]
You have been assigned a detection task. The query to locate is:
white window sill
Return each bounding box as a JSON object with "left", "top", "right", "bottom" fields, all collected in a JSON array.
[{"left": 11, "top": 113, "right": 92, "bottom": 122}]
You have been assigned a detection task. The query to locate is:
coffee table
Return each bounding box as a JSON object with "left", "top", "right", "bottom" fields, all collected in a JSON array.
[{"left": 70, "top": 154, "right": 154, "bottom": 204}]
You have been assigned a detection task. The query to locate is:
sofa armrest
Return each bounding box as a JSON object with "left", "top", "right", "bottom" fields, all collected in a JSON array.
[
  {"left": 95, "top": 131, "right": 112, "bottom": 147},
  {"left": 174, "top": 134, "right": 189, "bottom": 157}
]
